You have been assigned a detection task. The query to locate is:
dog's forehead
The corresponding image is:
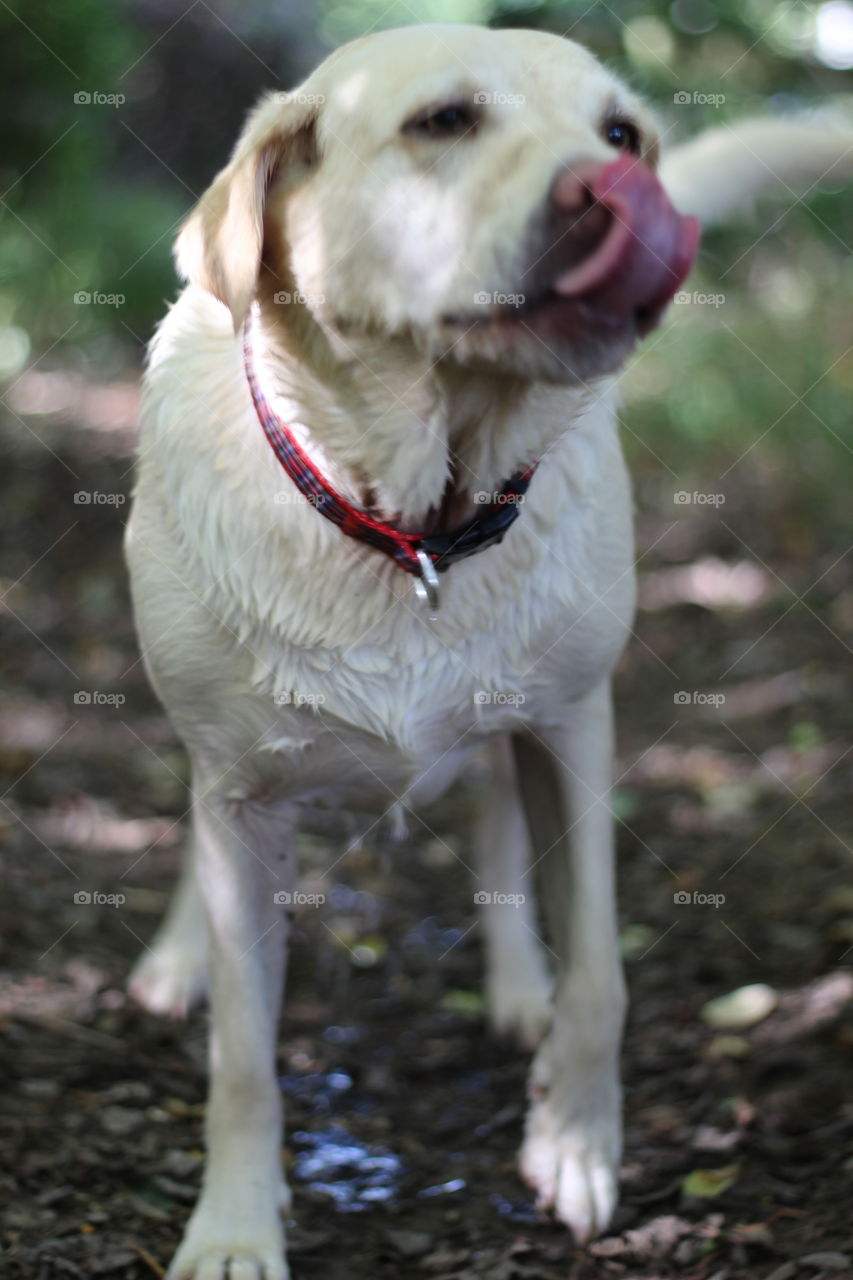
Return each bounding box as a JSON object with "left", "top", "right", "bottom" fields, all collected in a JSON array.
[{"left": 308, "top": 24, "right": 624, "bottom": 136}]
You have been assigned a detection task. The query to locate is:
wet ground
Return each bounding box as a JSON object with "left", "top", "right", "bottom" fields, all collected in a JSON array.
[{"left": 2, "top": 375, "right": 853, "bottom": 1279}]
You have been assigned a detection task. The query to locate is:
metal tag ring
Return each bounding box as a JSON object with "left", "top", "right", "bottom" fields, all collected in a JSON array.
[{"left": 412, "top": 549, "right": 440, "bottom": 615}]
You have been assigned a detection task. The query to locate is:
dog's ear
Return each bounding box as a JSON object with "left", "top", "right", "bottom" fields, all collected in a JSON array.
[{"left": 175, "top": 92, "right": 318, "bottom": 331}]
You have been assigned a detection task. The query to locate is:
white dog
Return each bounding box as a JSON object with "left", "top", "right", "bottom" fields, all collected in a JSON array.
[{"left": 124, "top": 23, "right": 853, "bottom": 1279}]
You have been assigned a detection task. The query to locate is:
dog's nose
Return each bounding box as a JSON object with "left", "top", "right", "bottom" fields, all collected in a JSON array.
[
  {"left": 546, "top": 161, "right": 615, "bottom": 270},
  {"left": 544, "top": 154, "right": 700, "bottom": 318},
  {"left": 549, "top": 161, "right": 608, "bottom": 214}
]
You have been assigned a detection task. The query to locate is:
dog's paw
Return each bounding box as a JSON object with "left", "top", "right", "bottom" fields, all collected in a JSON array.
[
  {"left": 128, "top": 942, "right": 207, "bottom": 1019},
  {"left": 520, "top": 1100, "right": 620, "bottom": 1241},
  {"left": 167, "top": 1245, "right": 288, "bottom": 1280},
  {"left": 519, "top": 1027, "right": 622, "bottom": 1242},
  {"left": 486, "top": 965, "right": 552, "bottom": 1050},
  {"left": 166, "top": 1209, "right": 287, "bottom": 1280}
]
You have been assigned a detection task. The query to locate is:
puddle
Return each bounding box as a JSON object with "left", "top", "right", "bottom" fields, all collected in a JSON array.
[
  {"left": 417, "top": 1177, "right": 467, "bottom": 1198},
  {"left": 490, "top": 1192, "right": 540, "bottom": 1224},
  {"left": 402, "top": 915, "right": 466, "bottom": 956},
  {"left": 282, "top": 1071, "right": 402, "bottom": 1211},
  {"left": 291, "top": 1126, "right": 403, "bottom": 1212},
  {"left": 281, "top": 1069, "right": 353, "bottom": 1115}
]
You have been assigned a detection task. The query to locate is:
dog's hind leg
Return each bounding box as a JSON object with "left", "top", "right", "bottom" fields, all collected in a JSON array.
[
  {"left": 474, "top": 735, "right": 552, "bottom": 1049},
  {"left": 513, "top": 679, "right": 625, "bottom": 1242},
  {"left": 128, "top": 813, "right": 208, "bottom": 1018}
]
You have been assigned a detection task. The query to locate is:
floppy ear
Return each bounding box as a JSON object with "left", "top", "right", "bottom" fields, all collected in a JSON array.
[{"left": 175, "top": 92, "right": 317, "bottom": 331}]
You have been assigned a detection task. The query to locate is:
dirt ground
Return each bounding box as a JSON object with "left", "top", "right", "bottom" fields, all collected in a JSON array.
[{"left": 1, "top": 375, "right": 852, "bottom": 1280}]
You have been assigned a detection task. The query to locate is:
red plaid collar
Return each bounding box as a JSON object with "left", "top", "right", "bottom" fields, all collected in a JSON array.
[{"left": 243, "top": 316, "right": 536, "bottom": 607}]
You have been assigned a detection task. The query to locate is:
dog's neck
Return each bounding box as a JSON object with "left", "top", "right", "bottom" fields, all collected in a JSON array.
[{"left": 252, "top": 295, "right": 593, "bottom": 529}]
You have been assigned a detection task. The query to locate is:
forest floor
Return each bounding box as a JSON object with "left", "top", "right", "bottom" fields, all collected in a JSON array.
[{"left": 2, "top": 364, "right": 852, "bottom": 1280}]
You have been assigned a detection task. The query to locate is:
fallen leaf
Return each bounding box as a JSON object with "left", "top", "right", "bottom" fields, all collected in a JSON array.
[
  {"left": 620, "top": 923, "right": 657, "bottom": 959},
  {"left": 681, "top": 1164, "right": 740, "bottom": 1198},
  {"left": 441, "top": 990, "right": 485, "bottom": 1014},
  {"left": 702, "top": 983, "right": 777, "bottom": 1029},
  {"left": 797, "top": 1252, "right": 852, "bottom": 1271},
  {"left": 383, "top": 1228, "right": 434, "bottom": 1257},
  {"left": 705, "top": 1034, "right": 751, "bottom": 1059}
]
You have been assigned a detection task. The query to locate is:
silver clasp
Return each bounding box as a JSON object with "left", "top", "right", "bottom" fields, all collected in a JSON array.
[{"left": 412, "top": 549, "right": 440, "bottom": 617}]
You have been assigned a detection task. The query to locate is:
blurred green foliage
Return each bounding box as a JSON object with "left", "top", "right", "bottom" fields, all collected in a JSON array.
[
  {"left": 0, "top": 0, "right": 850, "bottom": 511},
  {"left": 0, "top": 0, "right": 187, "bottom": 372}
]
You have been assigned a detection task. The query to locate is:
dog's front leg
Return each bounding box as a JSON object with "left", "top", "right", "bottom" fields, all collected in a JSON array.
[
  {"left": 513, "top": 679, "right": 625, "bottom": 1243},
  {"left": 167, "top": 784, "right": 296, "bottom": 1280}
]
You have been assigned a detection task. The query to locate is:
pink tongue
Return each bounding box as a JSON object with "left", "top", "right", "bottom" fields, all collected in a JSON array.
[{"left": 553, "top": 154, "right": 700, "bottom": 316}]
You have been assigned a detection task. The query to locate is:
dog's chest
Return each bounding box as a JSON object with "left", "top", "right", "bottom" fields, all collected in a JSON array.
[{"left": 250, "top": 536, "right": 633, "bottom": 810}]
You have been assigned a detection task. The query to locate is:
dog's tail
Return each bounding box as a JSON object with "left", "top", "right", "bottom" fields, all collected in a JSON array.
[{"left": 660, "top": 116, "right": 853, "bottom": 225}]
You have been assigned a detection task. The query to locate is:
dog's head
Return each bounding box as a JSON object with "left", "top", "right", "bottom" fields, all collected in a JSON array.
[{"left": 177, "top": 25, "right": 699, "bottom": 386}]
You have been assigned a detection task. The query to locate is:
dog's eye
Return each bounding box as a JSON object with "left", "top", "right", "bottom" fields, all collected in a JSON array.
[
  {"left": 402, "top": 103, "right": 478, "bottom": 139},
  {"left": 605, "top": 120, "right": 641, "bottom": 155}
]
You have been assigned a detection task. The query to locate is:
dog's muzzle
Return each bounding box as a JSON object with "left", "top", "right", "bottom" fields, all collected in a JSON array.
[{"left": 534, "top": 154, "right": 700, "bottom": 331}]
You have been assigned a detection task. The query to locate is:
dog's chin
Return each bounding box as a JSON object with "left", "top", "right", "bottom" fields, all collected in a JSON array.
[{"left": 430, "top": 293, "right": 652, "bottom": 386}]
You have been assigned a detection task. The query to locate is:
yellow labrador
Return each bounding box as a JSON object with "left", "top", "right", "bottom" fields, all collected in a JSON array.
[{"left": 124, "top": 23, "right": 853, "bottom": 1279}]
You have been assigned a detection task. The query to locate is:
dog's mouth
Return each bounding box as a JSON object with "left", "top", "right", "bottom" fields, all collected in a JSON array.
[{"left": 443, "top": 155, "right": 700, "bottom": 342}]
